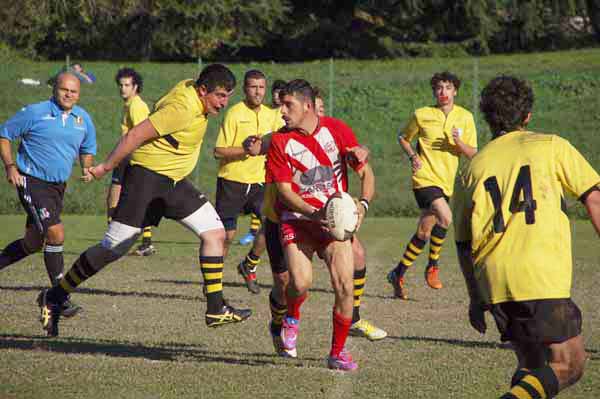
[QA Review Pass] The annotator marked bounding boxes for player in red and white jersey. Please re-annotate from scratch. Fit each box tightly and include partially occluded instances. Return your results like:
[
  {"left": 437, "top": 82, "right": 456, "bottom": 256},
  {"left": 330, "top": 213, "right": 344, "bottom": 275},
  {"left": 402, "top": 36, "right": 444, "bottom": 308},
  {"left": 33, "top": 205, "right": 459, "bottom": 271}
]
[{"left": 266, "top": 79, "right": 375, "bottom": 371}]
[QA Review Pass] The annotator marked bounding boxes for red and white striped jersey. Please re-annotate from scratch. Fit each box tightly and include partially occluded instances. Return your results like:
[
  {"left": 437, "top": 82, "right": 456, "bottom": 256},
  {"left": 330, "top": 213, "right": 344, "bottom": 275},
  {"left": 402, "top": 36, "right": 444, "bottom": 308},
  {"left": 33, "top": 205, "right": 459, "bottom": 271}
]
[{"left": 266, "top": 116, "right": 366, "bottom": 222}]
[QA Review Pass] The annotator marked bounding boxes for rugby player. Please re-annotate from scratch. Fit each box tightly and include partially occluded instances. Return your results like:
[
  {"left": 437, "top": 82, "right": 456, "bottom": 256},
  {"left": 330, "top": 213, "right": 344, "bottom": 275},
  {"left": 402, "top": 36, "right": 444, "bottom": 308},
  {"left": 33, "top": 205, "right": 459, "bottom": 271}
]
[
  {"left": 387, "top": 71, "right": 478, "bottom": 299},
  {"left": 455, "top": 75, "right": 600, "bottom": 398},
  {"left": 106, "top": 67, "right": 155, "bottom": 256},
  {"left": 38, "top": 64, "right": 251, "bottom": 337},
  {"left": 266, "top": 79, "right": 375, "bottom": 370},
  {"left": 214, "top": 70, "right": 284, "bottom": 294}
]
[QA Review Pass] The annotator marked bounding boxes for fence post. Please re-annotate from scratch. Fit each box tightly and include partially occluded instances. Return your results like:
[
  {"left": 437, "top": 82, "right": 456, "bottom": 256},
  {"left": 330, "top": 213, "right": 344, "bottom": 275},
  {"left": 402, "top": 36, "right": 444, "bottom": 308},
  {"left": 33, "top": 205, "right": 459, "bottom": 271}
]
[
  {"left": 472, "top": 57, "right": 479, "bottom": 127},
  {"left": 66, "top": 54, "right": 70, "bottom": 69},
  {"left": 329, "top": 57, "right": 334, "bottom": 117}
]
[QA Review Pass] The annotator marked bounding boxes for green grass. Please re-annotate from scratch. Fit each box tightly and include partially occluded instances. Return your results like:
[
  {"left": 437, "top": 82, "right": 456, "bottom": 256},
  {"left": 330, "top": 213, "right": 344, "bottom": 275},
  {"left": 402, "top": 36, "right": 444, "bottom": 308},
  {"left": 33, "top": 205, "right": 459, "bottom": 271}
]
[
  {"left": 1, "top": 49, "right": 599, "bottom": 216},
  {"left": 1, "top": 215, "right": 599, "bottom": 398}
]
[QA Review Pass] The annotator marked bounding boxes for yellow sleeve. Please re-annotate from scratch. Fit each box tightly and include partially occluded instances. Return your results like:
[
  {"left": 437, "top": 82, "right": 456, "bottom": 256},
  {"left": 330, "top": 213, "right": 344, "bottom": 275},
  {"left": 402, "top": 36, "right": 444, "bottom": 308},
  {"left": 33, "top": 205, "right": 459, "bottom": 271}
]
[
  {"left": 463, "top": 113, "right": 478, "bottom": 148},
  {"left": 148, "top": 101, "right": 194, "bottom": 137},
  {"left": 130, "top": 100, "right": 150, "bottom": 127},
  {"left": 215, "top": 109, "right": 237, "bottom": 147},
  {"left": 554, "top": 136, "right": 600, "bottom": 198},
  {"left": 402, "top": 112, "right": 420, "bottom": 142},
  {"left": 453, "top": 170, "right": 473, "bottom": 242},
  {"left": 272, "top": 111, "right": 285, "bottom": 132}
]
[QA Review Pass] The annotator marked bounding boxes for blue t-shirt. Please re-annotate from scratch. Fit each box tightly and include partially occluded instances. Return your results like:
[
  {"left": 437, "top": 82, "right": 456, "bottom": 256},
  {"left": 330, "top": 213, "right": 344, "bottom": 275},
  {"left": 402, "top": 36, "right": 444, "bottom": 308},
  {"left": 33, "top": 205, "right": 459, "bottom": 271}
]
[{"left": 0, "top": 99, "right": 97, "bottom": 183}]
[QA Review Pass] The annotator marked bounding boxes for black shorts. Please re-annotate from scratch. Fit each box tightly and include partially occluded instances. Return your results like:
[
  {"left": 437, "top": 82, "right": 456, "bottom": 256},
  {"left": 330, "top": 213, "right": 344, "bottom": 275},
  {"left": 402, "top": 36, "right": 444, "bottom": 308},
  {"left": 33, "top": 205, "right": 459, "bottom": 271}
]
[
  {"left": 490, "top": 298, "right": 582, "bottom": 344},
  {"left": 111, "top": 156, "right": 131, "bottom": 185},
  {"left": 413, "top": 186, "right": 449, "bottom": 209},
  {"left": 265, "top": 219, "right": 286, "bottom": 274},
  {"left": 215, "top": 177, "right": 264, "bottom": 230},
  {"left": 18, "top": 173, "right": 66, "bottom": 234},
  {"left": 113, "top": 165, "right": 208, "bottom": 228}
]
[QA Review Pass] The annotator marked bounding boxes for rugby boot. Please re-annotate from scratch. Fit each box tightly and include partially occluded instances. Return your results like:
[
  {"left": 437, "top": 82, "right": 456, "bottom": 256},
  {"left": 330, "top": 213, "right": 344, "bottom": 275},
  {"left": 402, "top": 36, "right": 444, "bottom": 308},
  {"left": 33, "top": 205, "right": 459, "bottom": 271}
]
[
  {"left": 349, "top": 319, "right": 387, "bottom": 341},
  {"left": 425, "top": 266, "right": 443, "bottom": 289},
  {"left": 38, "top": 289, "right": 61, "bottom": 337},
  {"left": 387, "top": 269, "right": 408, "bottom": 300},
  {"left": 205, "top": 304, "right": 252, "bottom": 327},
  {"left": 237, "top": 260, "right": 260, "bottom": 294}
]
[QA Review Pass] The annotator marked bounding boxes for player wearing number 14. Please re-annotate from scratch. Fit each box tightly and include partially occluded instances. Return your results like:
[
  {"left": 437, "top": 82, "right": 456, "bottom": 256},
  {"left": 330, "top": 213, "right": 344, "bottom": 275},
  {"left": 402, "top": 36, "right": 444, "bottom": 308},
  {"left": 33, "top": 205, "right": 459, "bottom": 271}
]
[{"left": 454, "top": 76, "right": 600, "bottom": 399}]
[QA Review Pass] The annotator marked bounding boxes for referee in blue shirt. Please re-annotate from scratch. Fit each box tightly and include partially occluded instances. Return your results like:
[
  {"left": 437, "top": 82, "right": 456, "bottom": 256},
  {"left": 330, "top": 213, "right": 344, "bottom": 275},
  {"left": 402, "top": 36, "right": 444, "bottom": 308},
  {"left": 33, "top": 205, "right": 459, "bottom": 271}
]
[{"left": 0, "top": 72, "right": 97, "bottom": 317}]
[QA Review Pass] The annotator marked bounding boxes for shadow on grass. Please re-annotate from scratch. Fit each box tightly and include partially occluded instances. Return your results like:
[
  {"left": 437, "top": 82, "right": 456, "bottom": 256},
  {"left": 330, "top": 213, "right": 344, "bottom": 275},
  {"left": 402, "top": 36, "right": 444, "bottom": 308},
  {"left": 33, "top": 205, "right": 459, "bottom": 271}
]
[
  {"left": 0, "top": 285, "right": 204, "bottom": 302},
  {"left": 148, "top": 278, "right": 391, "bottom": 300},
  {"left": 0, "top": 333, "right": 291, "bottom": 367}
]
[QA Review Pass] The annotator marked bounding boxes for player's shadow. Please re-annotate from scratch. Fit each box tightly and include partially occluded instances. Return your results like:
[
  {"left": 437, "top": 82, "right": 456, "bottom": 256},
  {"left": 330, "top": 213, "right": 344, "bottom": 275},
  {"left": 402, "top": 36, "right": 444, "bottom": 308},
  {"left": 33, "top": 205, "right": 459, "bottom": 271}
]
[
  {"left": 148, "top": 278, "right": 390, "bottom": 299},
  {"left": 0, "top": 333, "right": 295, "bottom": 367},
  {"left": 385, "top": 335, "right": 507, "bottom": 350},
  {"left": 0, "top": 285, "right": 204, "bottom": 302}
]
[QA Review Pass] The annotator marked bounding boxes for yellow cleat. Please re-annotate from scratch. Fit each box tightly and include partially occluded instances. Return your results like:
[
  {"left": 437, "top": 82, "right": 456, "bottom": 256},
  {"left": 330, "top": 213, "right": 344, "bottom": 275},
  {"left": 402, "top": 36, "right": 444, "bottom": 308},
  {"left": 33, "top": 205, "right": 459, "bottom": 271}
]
[{"left": 349, "top": 319, "right": 387, "bottom": 341}]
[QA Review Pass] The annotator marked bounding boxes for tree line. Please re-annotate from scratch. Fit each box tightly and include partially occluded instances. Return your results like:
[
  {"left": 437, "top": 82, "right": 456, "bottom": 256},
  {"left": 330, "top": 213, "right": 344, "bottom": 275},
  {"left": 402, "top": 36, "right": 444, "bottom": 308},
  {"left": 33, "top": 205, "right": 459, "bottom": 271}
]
[{"left": 1, "top": 0, "right": 599, "bottom": 61}]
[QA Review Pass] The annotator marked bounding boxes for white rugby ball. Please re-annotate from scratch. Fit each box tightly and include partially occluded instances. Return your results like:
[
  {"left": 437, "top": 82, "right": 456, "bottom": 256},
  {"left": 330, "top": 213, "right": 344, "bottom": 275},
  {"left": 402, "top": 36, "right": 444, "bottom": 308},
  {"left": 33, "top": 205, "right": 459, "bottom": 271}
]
[{"left": 325, "top": 192, "right": 359, "bottom": 241}]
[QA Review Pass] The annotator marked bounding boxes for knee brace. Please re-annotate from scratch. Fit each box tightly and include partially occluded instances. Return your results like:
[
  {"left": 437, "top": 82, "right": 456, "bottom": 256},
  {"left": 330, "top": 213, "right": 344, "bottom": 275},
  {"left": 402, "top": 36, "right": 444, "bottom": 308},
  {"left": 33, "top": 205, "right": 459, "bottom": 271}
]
[{"left": 101, "top": 221, "right": 142, "bottom": 257}]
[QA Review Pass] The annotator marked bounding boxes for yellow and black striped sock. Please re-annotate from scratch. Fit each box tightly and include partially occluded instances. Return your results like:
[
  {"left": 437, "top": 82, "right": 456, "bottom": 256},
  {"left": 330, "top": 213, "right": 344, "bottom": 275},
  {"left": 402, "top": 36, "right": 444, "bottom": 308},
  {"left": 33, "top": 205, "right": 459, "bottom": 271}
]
[
  {"left": 249, "top": 213, "right": 261, "bottom": 235},
  {"left": 395, "top": 235, "right": 426, "bottom": 277},
  {"left": 352, "top": 267, "right": 366, "bottom": 323},
  {"left": 500, "top": 366, "right": 559, "bottom": 399},
  {"left": 269, "top": 291, "right": 287, "bottom": 333},
  {"left": 142, "top": 226, "right": 152, "bottom": 245},
  {"left": 50, "top": 252, "right": 99, "bottom": 303},
  {"left": 201, "top": 256, "right": 224, "bottom": 313},
  {"left": 428, "top": 224, "right": 447, "bottom": 268},
  {"left": 244, "top": 250, "right": 260, "bottom": 271}
]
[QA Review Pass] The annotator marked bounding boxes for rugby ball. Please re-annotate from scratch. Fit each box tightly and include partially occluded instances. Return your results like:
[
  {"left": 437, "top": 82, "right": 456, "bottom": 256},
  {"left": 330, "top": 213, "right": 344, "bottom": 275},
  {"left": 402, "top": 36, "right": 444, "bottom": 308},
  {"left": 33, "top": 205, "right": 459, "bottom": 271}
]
[{"left": 325, "top": 192, "right": 359, "bottom": 241}]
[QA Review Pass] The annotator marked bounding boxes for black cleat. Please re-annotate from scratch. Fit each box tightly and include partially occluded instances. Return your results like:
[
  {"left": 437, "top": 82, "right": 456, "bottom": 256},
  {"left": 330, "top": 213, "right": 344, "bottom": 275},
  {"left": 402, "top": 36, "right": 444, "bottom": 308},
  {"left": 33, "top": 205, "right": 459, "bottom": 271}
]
[
  {"left": 37, "top": 292, "right": 82, "bottom": 318},
  {"left": 205, "top": 304, "right": 252, "bottom": 327},
  {"left": 237, "top": 261, "right": 260, "bottom": 294},
  {"left": 38, "top": 289, "right": 61, "bottom": 337}
]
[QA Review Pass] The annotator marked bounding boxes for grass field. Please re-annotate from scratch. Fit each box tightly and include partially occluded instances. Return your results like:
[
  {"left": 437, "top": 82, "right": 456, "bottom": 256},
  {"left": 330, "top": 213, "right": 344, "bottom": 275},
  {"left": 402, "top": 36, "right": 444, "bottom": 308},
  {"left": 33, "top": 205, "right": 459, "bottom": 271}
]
[
  {"left": 1, "top": 215, "right": 598, "bottom": 398},
  {"left": 0, "top": 49, "right": 599, "bottom": 216}
]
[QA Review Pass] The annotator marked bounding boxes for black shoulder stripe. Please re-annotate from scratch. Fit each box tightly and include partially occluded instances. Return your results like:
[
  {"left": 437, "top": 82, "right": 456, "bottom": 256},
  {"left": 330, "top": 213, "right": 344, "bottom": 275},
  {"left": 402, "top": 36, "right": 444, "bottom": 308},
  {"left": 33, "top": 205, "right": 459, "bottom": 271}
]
[
  {"left": 578, "top": 184, "right": 600, "bottom": 204},
  {"left": 163, "top": 134, "right": 180, "bottom": 150}
]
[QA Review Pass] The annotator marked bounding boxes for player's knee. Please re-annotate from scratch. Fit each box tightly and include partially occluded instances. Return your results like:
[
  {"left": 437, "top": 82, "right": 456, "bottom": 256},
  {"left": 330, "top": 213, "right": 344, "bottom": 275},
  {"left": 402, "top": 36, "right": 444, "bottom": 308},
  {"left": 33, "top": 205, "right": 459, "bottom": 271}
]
[
  {"left": 202, "top": 228, "right": 226, "bottom": 246},
  {"left": 101, "top": 221, "right": 141, "bottom": 257},
  {"left": 439, "top": 213, "right": 452, "bottom": 228},
  {"left": 565, "top": 349, "right": 587, "bottom": 386},
  {"left": 46, "top": 225, "right": 65, "bottom": 244},
  {"left": 331, "top": 275, "right": 354, "bottom": 298},
  {"left": 416, "top": 227, "right": 431, "bottom": 241}
]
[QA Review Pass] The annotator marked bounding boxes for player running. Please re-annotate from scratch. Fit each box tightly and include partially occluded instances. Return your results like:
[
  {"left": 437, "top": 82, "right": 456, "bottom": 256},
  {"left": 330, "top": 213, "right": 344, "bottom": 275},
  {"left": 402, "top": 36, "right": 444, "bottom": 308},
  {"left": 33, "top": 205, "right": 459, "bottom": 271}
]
[
  {"left": 266, "top": 79, "right": 375, "bottom": 370},
  {"left": 455, "top": 75, "right": 600, "bottom": 398},
  {"left": 387, "top": 71, "right": 477, "bottom": 299},
  {"left": 37, "top": 64, "right": 252, "bottom": 337}
]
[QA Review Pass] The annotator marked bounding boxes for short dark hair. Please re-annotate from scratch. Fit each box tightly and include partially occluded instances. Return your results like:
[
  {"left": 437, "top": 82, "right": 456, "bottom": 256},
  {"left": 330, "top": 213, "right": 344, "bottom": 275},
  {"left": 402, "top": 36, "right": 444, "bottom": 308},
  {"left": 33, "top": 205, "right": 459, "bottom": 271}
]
[
  {"left": 196, "top": 64, "right": 236, "bottom": 93},
  {"left": 279, "top": 79, "right": 315, "bottom": 107},
  {"left": 115, "top": 67, "right": 144, "bottom": 93},
  {"left": 312, "top": 86, "right": 324, "bottom": 101},
  {"left": 431, "top": 71, "right": 461, "bottom": 91},
  {"left": 480, "top": 75, "right": 534, "bottom": 138},
  {"left": 271, "top": 79, "right": 286, "bottom": 93},
  {"left": 244, "top": 69, "right": 266, "bottom": 86}
]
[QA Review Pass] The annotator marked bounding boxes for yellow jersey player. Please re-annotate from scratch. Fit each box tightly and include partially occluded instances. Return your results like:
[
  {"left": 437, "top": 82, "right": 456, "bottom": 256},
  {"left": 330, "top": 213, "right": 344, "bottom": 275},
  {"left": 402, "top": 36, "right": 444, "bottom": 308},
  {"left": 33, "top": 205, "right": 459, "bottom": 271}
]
[
  {"left": 106, "top": 67, "right": 155, "bottom": 256},
  {"left": 387, "top": 71, "right": 478, "bottom": 299},
  {"left": 214, "top": 69, "right": 284, "bottom": 294},
  {"left": 454, "top": 75, "right": 600, "bottom": 399},
  {"left": 38, "top": 64, "right": 252, "bottom": 337}
]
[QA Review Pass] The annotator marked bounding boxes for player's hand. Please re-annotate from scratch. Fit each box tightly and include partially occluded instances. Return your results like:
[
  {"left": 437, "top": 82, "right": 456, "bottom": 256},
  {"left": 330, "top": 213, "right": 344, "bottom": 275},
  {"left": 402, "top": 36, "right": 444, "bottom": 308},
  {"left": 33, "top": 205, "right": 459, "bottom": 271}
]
[
  {"left": 80, "top": 167, "right": 94, "bottom": 183},
  {"left": 308, "top": 206, "right": 327, "bottom": 226},
  {"left": 5, "top": 164, "right": 24, "bottom": 187},
  {"left": 354, "top": 198, "right": 367, "bottom": 231},
  {"left": 468, "top": 302, "right": 487, "bottom": 334},
  {"left": 243, "top": 135, "right": 262, "bottom": 156},
  {"left": 88, "top": 163, "right": 109, "bottom": 180},
  {"left": 452, "top": 127, "right": 464, "bottom": 146},
  {"left": 346, "top": 145, "right": 370, "bottom": 164},
  {"left": 410, "top": 155, "right": 422, "bottom": 174}
]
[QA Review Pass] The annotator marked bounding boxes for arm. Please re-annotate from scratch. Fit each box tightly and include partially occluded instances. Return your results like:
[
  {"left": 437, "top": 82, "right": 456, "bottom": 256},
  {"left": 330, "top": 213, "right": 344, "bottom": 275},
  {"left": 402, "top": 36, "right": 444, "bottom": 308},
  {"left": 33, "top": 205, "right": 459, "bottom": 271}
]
[
  {"left": 79, "top": 154, "right": 94, "bottom": 182},
  {"left": 354, "top": 163, "right": 375, "bottom": 229},
  {"left": 275, "top": 182, "right": 321, "bottom": 220},
  {"left": 399, "top": 136, "right": 422, "bottom": 173},
  {"left": 452, "top": 130, "right": 478, "bottom": 159},
  {"left": 456, "top": 240, "right": 487, "bottom": 334},
  {"left": 584, "top": 189, "right": 600, "bottom": 236},
  {"left": 89, "top": 119, "right": 158, "bottom": 179},
  {"left": 0, "top": 137, "right": 23, "bottom": 186}
]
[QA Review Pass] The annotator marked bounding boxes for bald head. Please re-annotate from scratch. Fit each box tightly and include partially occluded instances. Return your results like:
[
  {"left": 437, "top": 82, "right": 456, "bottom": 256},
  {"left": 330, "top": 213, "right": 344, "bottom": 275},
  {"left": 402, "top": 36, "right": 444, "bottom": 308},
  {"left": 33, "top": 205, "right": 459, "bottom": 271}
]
[{"left": 53, "top": 72, "right": 81, "bottom": 112}]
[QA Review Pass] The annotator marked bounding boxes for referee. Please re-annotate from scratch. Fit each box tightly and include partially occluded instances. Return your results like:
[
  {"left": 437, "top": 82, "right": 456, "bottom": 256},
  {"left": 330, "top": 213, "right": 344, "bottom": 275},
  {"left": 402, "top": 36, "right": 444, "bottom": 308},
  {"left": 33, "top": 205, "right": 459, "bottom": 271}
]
[{"left": 0, "top": 72, "right": 97, "bottom": 317}]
